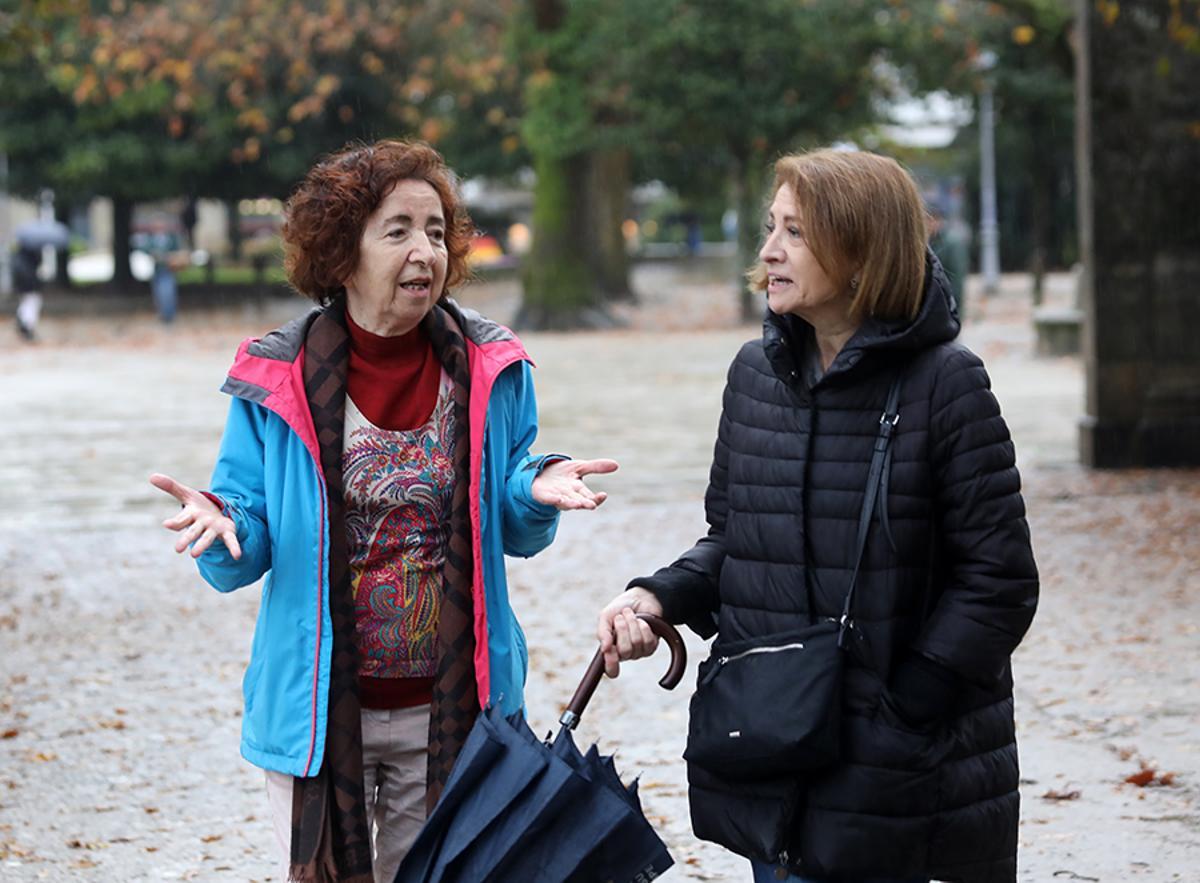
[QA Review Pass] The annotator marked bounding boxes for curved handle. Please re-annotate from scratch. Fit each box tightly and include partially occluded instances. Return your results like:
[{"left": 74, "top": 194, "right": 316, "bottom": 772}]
[{"left": 560, "top": 613, "right": 688, "bottom": 730}]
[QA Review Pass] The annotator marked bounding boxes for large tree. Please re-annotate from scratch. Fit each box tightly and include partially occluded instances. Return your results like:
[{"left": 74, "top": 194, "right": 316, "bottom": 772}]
[
  {"left": 512, "top": 0, "right": 648, "bottom": 328},
  {"left": 2, "top": 0, "right": 487, "bottom": 283},
  {"left": 512, "top": 0, "right": 899, "bottom": 327}
]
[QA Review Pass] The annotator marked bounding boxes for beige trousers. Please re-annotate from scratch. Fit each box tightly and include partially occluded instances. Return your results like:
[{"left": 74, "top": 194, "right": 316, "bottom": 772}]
[{"left": 266, "top": 705, "right": 430, "bottom": 883}]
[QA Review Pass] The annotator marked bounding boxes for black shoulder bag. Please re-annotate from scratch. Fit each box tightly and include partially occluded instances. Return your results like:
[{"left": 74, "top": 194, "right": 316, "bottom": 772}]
[{"left": 683, "top": 374, "right": 903, "bottom": 780}]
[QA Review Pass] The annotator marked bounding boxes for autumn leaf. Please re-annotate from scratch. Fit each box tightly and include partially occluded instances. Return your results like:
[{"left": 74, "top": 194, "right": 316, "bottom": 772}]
[
  {"left": 67, "top": 839, "right": 106, "bottom": 850},
  {"left": 1124, "top": 764, "right": 1176, "bottom": 787},
  {"left": 1124, "top": 768, "right": 1156, "bottom": 787}
]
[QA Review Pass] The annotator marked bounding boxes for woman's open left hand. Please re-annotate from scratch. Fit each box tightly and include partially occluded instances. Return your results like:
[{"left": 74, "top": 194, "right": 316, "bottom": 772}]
[
  {"left": 149, "top": 472, "right": 241, "bottom": 559},
  {"left": 531, "top": 458, "right": 619, "bottom": 511}
]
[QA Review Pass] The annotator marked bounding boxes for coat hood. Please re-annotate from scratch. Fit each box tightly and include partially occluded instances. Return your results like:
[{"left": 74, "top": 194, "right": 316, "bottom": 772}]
[{"left": 763, "top": 248, "right": 960, "bottom": 386}]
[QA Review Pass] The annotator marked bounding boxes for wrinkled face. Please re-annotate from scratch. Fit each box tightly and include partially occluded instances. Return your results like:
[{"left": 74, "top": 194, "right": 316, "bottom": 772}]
[
  {"left": 344, "top": 179, "right": 448, "bottom": 336},
  {"left": 759, "top": 185, "right": 849, "bottom": 324}
]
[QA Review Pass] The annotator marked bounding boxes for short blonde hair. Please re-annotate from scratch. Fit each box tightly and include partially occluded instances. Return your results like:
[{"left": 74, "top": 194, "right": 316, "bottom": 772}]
[{"left": 748, "top": 149, "right": 928, "bottom": 322}]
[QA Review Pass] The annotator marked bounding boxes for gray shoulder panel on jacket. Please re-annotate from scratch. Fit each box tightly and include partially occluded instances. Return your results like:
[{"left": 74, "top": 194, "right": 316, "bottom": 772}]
[
  {"left": 444, "top": 298, "right": 515, "bottom": 346},
  {"left": 220, "top": 376, "right": 271, "bottom": 404},
  {"left": 246, "top": 308, "right": 321, "bottom": 361}
]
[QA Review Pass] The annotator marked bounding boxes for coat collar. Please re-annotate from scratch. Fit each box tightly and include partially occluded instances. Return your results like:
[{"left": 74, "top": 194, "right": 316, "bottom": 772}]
[
  {"left": 763, "top": 248, "right": 960, "bottom": 390},
  {"left": 220, "top": 298, "right": 533, "bottom": 462}
]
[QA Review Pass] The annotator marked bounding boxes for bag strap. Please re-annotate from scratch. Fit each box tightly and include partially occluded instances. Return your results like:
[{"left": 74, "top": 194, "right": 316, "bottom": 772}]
[{"left": 837, "top": 373, "right": 903, "bottom": 648}]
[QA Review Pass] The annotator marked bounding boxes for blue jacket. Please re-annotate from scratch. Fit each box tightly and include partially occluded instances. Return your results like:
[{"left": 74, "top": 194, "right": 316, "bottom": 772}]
[{"left": 196, "top": 304, "right": 561, "bottom": 777}]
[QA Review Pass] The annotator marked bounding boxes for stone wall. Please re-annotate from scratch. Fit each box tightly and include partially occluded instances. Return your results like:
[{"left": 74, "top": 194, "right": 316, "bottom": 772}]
[{"left": 1076, "top": 0, "right": 1200, "bottom": 466}]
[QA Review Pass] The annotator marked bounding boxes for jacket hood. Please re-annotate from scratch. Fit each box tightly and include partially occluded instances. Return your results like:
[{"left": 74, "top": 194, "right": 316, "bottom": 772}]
[{"left": 763, "top": 248, "right": 960, "bottom": 384}]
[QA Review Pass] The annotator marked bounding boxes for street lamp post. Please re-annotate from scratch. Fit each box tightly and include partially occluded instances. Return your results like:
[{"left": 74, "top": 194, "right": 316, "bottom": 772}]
[
  {"left": 976, "top": 51, "right": 1001, "bottom": 296},
  {"left": 0, "top": 153, "right": 11, "bottom": 296}
]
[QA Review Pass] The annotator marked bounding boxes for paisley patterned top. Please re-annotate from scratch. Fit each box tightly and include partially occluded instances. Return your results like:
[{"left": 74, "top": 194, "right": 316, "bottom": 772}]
[{"left": 342, "top": 370, "right": 455, "bottom": 679}]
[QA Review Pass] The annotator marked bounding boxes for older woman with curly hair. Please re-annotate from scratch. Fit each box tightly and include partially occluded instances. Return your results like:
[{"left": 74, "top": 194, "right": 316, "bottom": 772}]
[{"left": 151, "top": 140, "right": 616, "bottom": 883}]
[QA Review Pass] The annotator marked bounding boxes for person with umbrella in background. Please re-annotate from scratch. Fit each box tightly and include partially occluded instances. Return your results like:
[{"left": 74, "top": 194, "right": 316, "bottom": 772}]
[
  {"left": 150, "top": 139, "right": 619, "bottom": 883},
  {"left": 11, "top": 217, "right": 70, "bottom": 342},
  {"left": 599, "top": 149, "right": 1037, "bottom": 882},
  {"left": 11, "top": 243, "right": 43, "bottom": 341}
]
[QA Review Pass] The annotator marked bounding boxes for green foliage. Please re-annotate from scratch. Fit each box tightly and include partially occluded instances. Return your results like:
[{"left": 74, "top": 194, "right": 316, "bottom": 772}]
[
  {"left": 0, "top": 0, "right": 523, "bottom": 204},
  {"left": 930, "top": 0, "right": 1077, "bottom": 270}
]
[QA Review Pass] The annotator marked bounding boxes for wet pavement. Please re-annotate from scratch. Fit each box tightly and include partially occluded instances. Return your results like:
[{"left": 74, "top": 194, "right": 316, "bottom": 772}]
[{"left": 0, "top": 266, "right": 1197, "bottom": 881}]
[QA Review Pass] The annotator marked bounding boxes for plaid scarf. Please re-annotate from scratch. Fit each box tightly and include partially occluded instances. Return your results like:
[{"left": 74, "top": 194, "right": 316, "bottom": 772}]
[{"left": 290, "top": 302, "right": 478, "bottom": 882}]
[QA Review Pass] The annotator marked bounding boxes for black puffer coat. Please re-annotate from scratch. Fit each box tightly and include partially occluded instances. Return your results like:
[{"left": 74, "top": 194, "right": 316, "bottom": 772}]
[{"left": 635, "top": 255, "right": 1038, "bottom": 883}]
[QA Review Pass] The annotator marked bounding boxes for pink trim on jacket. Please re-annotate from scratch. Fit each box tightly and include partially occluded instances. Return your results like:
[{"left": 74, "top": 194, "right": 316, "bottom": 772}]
[{"left": 464, "top": 335, "right": 531, "bottom": 707}]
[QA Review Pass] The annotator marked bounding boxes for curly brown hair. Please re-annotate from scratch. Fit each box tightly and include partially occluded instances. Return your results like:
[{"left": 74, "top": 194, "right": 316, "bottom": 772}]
[{"left": 282, "top": 140, "right": 475, "bottom": 305}]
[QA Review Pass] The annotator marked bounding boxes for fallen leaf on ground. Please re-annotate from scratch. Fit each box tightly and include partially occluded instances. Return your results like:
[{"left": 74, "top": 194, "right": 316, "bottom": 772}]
[
  {"left": 201, "top": 834, "right": 222, "bottom": 843},
  {"left": 1124, "top": 765, "right": 1177, "bottom": 787},
  {"left": 1042, "top": 788, "right": 1082, "bottom": 801},
  {"left": 1125, "top": 768, "right": 1155, "bottom": 786},
  {"left": 1, "top": 729, "right": 17, "bottom": 739}
]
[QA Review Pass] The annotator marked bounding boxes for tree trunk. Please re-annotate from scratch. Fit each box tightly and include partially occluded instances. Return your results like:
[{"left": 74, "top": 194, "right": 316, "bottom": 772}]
[
  {"left": 734, "top": 158, "right": 766, "bottom": 323},
  {"left": 226, "top": 198, "right": 243, "bottom": 262},
  {"left": 112, "top": 196, "right": 134, "bottom": 288},
  {"left": 54, "top": 201, "right": 73, "bottom": 288},
  {"left": 585, "top": 147, "right": 634, "bottom": 302},
  {"left": 518, "top": 151, "right": 607, "bottom": 329}
]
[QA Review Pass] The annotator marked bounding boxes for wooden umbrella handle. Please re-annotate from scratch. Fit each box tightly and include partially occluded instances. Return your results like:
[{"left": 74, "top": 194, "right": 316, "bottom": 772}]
[{"left": 560, "top": 614, "right": 687, "bottom": 730}]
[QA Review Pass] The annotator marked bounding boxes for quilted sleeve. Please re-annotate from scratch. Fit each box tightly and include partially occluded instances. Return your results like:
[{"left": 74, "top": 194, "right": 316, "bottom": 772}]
[{"left": 912, "top": 347, "right": 1039, "bottom": 686}]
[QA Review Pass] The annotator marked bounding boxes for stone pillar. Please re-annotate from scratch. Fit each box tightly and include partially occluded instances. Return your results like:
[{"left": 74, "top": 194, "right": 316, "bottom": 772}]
[{"left": 1076, "top": 0, "right": 1200, "bottom": 467}]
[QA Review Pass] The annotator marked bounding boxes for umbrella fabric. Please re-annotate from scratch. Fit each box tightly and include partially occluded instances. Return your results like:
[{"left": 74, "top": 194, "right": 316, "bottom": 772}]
[
  {"left": 395, "top": 709, "right": 512, "bottom": 882},
  {"left": 499, "top": 729, "right": 673, "bottom": 883},
  {"left": 14, "top": 219, "right": 70, "bottom": 249},
  {"left": 393, "top": 706, "right": 672, "bottom": 883},
  {"left": 564, "top": 746, "right": 674, "bottom": 883},
  {"left": 442, "top": 717, "right": 623, "bottom": 882}
]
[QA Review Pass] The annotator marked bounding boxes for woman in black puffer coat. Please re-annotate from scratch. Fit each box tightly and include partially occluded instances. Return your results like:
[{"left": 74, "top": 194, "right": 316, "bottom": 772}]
[{"left": 598, "top": 149, "right": 1038, "bottom": 883}]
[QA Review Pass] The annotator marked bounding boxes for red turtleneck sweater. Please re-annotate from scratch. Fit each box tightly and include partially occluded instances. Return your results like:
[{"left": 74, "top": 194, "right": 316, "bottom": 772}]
[{"left": 346, "top": 311, "right": 442, "bottom": 430}]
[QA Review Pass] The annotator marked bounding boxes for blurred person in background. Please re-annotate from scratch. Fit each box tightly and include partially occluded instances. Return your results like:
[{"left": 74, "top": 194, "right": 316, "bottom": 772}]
[
  {"left": 12, "top": 243, "right": 44, "bottom": 342},
  {"left": 928, "top": 198, "right": 970, "bottom": 319},
  {"left": 150, "top": 139, "right": 617, "bottom": 883},
  {"left": 143, "top": 222, "right": 185, "bottom": 324},
  {"left": 599, "top": 149, "right": 1037, "bottom": 883}
]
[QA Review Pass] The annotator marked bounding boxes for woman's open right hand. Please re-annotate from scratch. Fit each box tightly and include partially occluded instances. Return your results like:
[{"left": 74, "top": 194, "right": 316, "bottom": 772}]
[
  {"left": 597, "top": 587, "right": 665, "bottom": 679},
  {"left": 149, "top": 473, "right": 241, "bottom": 560}
]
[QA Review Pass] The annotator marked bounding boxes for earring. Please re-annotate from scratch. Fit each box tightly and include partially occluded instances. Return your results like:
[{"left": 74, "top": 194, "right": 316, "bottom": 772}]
[{"left": 849, "top": 277, "right": 860, "bottom": 290}]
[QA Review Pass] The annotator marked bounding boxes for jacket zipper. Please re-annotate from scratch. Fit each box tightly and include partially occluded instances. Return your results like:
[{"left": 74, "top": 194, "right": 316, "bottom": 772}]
[
  {"left": 718, "top": 641, "right": 806, "bottom": 665},
  {"left": 702, "top": 642, "right": 806, "bottom": 686}
]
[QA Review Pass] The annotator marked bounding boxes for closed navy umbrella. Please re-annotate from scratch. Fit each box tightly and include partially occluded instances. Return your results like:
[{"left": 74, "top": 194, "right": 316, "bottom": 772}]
[{"left": 394, "top": 614, "right": 686, "bottom": 883}]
